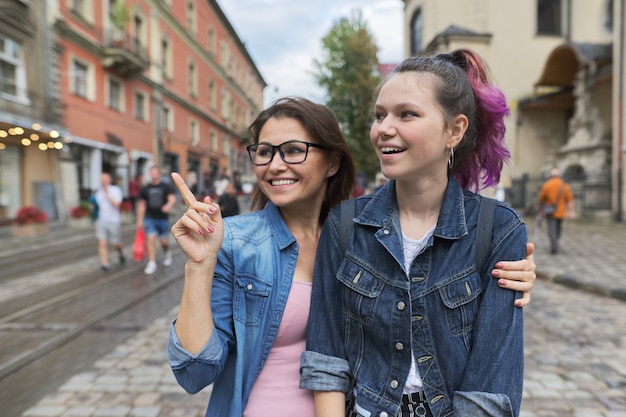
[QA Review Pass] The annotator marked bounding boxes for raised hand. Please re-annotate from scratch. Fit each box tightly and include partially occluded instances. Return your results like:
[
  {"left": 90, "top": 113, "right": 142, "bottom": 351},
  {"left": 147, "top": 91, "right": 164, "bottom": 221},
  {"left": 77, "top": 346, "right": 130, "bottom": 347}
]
[{"left": 170, "top": 172, "right": 224, "bottom": 264}]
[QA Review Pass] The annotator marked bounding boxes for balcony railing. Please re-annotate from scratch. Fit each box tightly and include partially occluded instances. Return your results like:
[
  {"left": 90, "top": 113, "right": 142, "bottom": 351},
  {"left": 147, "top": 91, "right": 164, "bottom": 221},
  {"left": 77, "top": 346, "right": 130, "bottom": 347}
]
[{"left": 101, "top": 28, "right": 149, "bottom": 78}]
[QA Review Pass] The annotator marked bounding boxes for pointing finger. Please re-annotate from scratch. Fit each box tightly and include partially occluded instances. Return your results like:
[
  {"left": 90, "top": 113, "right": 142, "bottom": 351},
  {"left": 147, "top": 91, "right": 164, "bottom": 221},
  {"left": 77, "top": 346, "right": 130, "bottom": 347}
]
[{"left": 171, "top": 172, "right": 196, "bottom": 207}]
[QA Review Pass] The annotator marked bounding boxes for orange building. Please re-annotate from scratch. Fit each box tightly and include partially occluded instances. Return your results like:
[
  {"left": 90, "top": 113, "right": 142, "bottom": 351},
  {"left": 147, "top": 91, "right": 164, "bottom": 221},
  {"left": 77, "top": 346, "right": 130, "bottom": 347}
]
[
  {"left": 52, "top": 0, "right": 265, "bottom": 206},
  {"left": 0, "top": 0, "right": 264, "bottom": 226}
]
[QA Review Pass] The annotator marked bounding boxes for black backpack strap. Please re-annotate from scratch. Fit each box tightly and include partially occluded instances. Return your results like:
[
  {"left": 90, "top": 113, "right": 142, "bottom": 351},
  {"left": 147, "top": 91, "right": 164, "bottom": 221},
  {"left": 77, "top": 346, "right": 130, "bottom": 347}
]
[
  {"left": 339, "top": 198, "right": 355, "bottom": 253},
  {"left": 475, "top": 197, "right": 496, "bottom": 274}
]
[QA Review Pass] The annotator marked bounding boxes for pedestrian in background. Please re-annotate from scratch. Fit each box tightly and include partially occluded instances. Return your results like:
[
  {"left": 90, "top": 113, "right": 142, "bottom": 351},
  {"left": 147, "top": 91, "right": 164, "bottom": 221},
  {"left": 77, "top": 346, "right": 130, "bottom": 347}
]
[
  {"left": 94, "top": 172, "right": 125, "bottom": 272},
  {"left": 165, "top": 97, "right": 536, "bottom": 417},
  {"left": 217, "top": 182, "right": 240, "bottom": 217},
  {"left": 302, "top": 49, "right": 528, "bottom": 417},
  {"left": 136, "top": 166, "right": 176, "bottom": 275},
  {"left": 538, "top": 167, "right": 575, "bottom": 254},
  {"left": 128, "top": 173, "right": 143, "bottom": 217}
]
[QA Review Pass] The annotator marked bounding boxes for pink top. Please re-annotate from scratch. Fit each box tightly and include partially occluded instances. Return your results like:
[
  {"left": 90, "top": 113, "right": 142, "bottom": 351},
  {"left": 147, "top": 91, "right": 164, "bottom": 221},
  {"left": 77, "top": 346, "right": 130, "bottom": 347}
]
[{"left": 244, "top": 281, "right": 314, "bottom": 417}]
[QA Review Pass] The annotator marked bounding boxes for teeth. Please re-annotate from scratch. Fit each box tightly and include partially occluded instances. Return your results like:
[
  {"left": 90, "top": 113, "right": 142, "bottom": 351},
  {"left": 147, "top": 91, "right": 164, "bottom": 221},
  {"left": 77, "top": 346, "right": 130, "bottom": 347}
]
[
  {"left": 381, "top": 146, "right": 403, "bottom": 153},
  {"left": 271, "top": 179, "right": 296, "bottom": 186}
]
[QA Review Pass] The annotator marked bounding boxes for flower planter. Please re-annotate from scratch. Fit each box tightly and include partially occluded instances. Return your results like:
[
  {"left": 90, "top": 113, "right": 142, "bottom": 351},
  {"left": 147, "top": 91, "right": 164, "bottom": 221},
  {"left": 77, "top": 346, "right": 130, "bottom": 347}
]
[
  {"left": 69, "top": 217, "right": 93, "bottom": 229},
  {"left": 11, "top": 223, "right": 50, "bottom": 238}
]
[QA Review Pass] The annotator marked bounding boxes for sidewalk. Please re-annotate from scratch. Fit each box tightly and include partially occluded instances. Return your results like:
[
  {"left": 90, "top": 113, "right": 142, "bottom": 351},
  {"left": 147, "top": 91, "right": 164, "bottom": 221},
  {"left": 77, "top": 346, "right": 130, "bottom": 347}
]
[
  {"left": 528, "top": 217, "right": 626, "bottom": 302},
  {"left": 11, "top": 217, "right": 626, "bottom": 416}
]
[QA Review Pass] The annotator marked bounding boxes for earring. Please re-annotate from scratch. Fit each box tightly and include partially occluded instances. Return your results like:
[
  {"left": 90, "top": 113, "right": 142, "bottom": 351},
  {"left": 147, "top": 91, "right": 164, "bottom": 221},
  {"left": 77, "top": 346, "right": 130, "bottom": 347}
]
[{"left": 448, "top": 147, "right": 455, "bottom": 169}]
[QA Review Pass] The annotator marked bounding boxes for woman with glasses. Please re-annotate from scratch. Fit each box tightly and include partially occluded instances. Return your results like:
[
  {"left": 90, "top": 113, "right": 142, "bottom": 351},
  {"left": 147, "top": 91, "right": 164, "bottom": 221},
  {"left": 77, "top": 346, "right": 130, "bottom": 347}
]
[{"left": 165, "top": 97, "right": 536, "bottom": 417}]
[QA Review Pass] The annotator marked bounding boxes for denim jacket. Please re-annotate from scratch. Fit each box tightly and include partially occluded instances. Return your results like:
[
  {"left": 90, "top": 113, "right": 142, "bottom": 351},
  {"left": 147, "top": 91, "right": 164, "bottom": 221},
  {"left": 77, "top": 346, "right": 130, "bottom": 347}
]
[
  {"left": 301, "top": 177, "right": 526, "bottom": 417},
  {"left": 167, "top": 202, "right": 299, "bottom": 417}
]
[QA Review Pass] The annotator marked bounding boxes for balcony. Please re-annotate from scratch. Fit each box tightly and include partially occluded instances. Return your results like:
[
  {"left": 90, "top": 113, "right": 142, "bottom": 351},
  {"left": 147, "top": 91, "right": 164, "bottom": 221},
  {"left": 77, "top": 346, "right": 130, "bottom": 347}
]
[{"left": 101, "top": 29, "right": 149, "bottom": 78}]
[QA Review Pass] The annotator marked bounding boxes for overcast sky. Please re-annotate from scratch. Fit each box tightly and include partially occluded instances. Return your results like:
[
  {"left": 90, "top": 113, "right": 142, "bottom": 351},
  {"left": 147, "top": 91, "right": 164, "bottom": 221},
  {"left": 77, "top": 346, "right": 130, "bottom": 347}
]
[{"left": 216, "top": 0, "right": 404, "bottom": 105}]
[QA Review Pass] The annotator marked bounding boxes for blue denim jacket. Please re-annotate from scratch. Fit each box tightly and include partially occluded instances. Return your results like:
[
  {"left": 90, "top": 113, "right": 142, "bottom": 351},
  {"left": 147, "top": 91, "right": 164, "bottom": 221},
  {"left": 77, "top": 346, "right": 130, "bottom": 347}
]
[
  {"left": 167, "top": 202, "right": 299, "bottom": 417},
  {"left": 301, "top": 177, "right": 526, "bottom": 417}
]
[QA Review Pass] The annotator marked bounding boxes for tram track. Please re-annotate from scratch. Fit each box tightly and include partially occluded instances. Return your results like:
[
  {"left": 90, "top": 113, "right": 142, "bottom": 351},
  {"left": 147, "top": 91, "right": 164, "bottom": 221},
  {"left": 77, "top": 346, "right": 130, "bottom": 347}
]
[
  {"left": 0, "top": 226, "right": 137, "bottom": 281},
  {"left": 0, "top": 246, "right": 183, "bottom": 382}
]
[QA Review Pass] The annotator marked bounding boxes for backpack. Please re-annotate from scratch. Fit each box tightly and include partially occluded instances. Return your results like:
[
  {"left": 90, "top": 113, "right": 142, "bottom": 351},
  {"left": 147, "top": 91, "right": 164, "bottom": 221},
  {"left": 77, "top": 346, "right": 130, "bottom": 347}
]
[{"left": 338, "top": 197, "right": 496, "bottom": 275}]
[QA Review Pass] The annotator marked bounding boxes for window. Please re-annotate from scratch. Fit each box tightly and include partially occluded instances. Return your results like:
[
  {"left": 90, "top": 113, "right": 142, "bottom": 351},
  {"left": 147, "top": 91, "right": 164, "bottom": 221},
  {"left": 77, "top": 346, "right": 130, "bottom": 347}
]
[
  {"left": 410, "top": 9, "right": 423, "bottom": 55},
  {"left": 71, "top": 59, "right": 89, "bottom": 98},
  {"left": 161, "top": 104, "right": 173, "bottom": 131},
  {"left": 188, "top": 60, "right": 197, "bottom": 97},
  {"left": 605, "top": 0, "right": 614, "bottom": 31},
  {"left": 222, "top": 136, "right": 230, "bottom": 156},
  {"left": 210, "top": 130, "right": 217, "bottom": 151},
  {"left": 189, "top": 119, "right": 199, "bottom": 146},
  {"left": 71, "top": 0, "right": 93, "bottom": 22},
  {"left": 161, "top": 36, "right": 171, "bottom": 78},
  {"left": 108, "top": 77, "right": 123, "bottom": 111},
  {"left": 209, "top": 79, "right": 216, "bottom": 110},
  {"left": 133, "top": 13, "right": 145, "bottom": 48},
  {"left": 220, "top": 41, "right": 228, "bottom": 68},
  {"left": 221, "top": 88, "right": 231, "bottom": 120},
  {"left": 134, "top": 91, "right": 146, "bottom": 120},
  {"left": 187, "top": 0, "right": 196, "bottom": 34},
  {"left": 208, "top": 28, "right": 216, "bottom": 56},
  {"left": 0, "top": 35, "right": 27, "bottom": 103},
  {"left": 537, "top": 0, "right": 563, "bottom": 35}
]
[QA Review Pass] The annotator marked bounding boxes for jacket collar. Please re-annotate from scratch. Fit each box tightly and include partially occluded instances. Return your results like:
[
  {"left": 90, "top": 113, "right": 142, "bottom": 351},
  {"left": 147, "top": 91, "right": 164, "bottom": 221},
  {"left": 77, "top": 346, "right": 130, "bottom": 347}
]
[
  {"left": 356, "top": 176, "right": 468, "bottom": 241},
  {"left": 264, "top": 202, "right": 297, "bottom": 250}
]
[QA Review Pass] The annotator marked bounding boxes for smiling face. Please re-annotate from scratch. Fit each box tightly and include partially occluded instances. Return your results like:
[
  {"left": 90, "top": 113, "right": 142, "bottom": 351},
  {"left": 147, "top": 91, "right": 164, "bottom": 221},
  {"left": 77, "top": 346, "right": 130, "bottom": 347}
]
[
  {"left": 370, "top": 72, "right": 466, "bottom": 185},
  {"left": 254, "top": 116, "right": 335, "bottom": 212}
]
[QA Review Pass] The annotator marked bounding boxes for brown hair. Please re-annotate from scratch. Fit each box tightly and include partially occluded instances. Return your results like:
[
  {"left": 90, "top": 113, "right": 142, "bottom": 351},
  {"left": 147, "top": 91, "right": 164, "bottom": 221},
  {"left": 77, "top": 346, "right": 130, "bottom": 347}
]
[{"left": 248, "top": 96, "right": 356, "bottom": 223}]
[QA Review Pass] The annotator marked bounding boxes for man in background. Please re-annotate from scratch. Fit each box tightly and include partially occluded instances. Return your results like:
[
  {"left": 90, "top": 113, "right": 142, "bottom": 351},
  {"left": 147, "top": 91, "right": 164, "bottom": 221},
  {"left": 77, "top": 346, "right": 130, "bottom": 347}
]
[
  {"left": 137, "top": 166, "right": 176, "bottom": 275},
  {"left": 538, "top": 168, "right": 575, "bottom": 254},
  {"left": 218, "top": 182, "right": 240, "bottom": 217},
  {"left": 94, "top": 172, "right": 125, "bottom": 271}
]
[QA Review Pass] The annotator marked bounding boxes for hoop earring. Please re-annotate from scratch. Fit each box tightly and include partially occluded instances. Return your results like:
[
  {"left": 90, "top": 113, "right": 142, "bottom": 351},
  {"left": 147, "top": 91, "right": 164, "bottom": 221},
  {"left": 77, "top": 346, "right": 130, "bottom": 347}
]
[{"left": 448, "top": 147, "right": 455, "bottom": 169}]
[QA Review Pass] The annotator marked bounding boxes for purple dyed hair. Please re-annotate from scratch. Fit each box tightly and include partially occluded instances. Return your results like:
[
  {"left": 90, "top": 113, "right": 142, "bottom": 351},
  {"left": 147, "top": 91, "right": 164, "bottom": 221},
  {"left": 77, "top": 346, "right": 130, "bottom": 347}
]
[{"left": 389, "top": 49, "right": 510, "bottom": 191}]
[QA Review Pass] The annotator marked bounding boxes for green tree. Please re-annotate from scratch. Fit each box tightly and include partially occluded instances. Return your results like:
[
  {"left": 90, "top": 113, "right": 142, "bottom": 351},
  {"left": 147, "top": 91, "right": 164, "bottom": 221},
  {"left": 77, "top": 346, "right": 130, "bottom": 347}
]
[{"left": 315, "top": 10, "right": 381, "bottom": 182}]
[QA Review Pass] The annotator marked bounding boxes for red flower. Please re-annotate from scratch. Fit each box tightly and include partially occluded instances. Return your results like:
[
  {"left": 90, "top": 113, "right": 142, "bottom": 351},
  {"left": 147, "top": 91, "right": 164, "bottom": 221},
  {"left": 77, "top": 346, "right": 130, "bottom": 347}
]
[{"left": 14, "top": 205, "right": 49, "bottom": 225}]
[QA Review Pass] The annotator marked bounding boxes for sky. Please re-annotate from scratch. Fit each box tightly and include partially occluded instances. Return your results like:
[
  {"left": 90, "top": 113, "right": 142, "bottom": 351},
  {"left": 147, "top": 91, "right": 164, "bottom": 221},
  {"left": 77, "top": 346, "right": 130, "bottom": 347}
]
[{"left": 216, "top": 0, "right": 404, "bottom": 105}]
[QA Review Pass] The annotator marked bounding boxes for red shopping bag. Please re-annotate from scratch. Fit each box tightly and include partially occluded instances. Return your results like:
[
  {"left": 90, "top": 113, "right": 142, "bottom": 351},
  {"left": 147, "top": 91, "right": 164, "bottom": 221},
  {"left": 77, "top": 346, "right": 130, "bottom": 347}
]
[{"left": 132, "top": 228, "right": 146, "bottom": 262}]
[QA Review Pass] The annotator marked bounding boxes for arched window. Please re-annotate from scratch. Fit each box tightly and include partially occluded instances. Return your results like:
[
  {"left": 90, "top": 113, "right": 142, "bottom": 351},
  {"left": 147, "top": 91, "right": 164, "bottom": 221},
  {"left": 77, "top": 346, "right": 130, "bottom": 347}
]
[{"left": 410, "top": 8, "right": 423, "bottom": 55}]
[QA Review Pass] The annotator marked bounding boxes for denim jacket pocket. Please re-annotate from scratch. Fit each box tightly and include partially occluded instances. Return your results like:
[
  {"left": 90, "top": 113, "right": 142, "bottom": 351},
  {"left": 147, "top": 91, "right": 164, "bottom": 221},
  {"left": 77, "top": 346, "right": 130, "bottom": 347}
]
[
  {"left": 438, "top": 272, "right": 482, "bottom": 337},
  {"left": 337, "top": 260, "right": 384, "bottom": 324},
  {"left": 234, "top": 274, "right": 272, "bottom": 325}
]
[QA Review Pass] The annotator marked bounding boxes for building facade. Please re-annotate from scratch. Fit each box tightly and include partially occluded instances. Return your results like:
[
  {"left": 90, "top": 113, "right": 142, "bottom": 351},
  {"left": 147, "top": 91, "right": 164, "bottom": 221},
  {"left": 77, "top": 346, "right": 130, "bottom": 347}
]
[
  {"left": 0, "top": 0, "right": 265, "bottom": 225},
  {"left": 402, "top": 0, "right": 625, "bottom": 222},
  {"left": 0, "top": 0, "right": 66, "bottom": 225}
]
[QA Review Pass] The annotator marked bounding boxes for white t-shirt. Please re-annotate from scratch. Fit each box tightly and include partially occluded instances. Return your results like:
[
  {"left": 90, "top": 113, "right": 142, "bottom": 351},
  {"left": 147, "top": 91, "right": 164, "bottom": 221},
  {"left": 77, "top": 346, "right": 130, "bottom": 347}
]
[
  {"left": 402, "top": 225, "right": 435, "bottom": 393},
  {"left": 95, "top": 185, "right": 123, "bottom": 224}
]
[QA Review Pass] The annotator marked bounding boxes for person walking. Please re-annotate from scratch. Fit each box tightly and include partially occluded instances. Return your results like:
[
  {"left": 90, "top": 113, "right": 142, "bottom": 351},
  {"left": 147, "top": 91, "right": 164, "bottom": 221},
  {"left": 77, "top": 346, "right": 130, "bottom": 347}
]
[
  {"left": 301, "top": 49, "right": 529, "bottom": 417},
  {"left": 94, "top": 172, "right": 125, "bottom": 271},
  {"left": 136, "top": 166, "right": 176, "bottom": 275},
  {"left": 128, "top": 173, "right": 143, "bottom": 217},
  {"left": 165, "top": 97, "right": 537, "bottom": 417},
  {"left": 538, "top": 167, "right": 575, "bottom": 254},
  {"left": 217, "top": 182, "right": 240, "bottom": 217}
]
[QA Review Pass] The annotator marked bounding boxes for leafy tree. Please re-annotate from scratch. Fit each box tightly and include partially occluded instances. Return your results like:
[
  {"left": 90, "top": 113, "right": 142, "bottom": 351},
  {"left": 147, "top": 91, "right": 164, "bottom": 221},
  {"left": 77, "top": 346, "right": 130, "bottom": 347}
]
[{"left": 315, "top": 10, "right": 381, "bottom": 181}]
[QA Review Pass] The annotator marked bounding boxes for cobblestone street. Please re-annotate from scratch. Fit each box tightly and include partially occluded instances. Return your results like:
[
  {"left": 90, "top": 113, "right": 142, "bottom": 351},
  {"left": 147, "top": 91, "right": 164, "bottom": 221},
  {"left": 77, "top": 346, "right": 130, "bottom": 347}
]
[{"left": 5, "top": 217, "right": 626, "bottom": 417}]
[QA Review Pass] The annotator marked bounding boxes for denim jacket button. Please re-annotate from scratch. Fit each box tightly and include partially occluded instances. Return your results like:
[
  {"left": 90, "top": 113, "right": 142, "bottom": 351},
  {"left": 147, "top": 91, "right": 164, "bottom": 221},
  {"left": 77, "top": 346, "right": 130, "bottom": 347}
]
[
  {"left": 390, "top": 379, "right": 399, "bottom": 388},
  {"left": 383, "top": 229, "right": 390, "bottom": 235},
  {"left": 395, "top": 342, "right": 404, "bottom": 350},
  {"left": 397, "top": 301, "right": 406, "bottom": 310},
  {"left": 380, "top": 413, "right": 389, "bottom": 417},
  {"left": 247, "top": 284, "right": 253, "bottom": 290}
]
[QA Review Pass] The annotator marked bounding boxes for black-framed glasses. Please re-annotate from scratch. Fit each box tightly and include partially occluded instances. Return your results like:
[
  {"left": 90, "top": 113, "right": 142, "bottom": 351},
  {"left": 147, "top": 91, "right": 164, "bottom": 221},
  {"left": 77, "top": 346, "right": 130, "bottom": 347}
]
[{"left": 246, "top": 140, "right": 328, "bottom": 166}]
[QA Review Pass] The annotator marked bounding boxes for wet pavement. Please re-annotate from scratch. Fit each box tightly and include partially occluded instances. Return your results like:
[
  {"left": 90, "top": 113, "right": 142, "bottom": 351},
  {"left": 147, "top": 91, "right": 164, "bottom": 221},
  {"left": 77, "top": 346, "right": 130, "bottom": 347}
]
[{"left": 1, "top": 213, "right": 625, "bottom": 417}]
